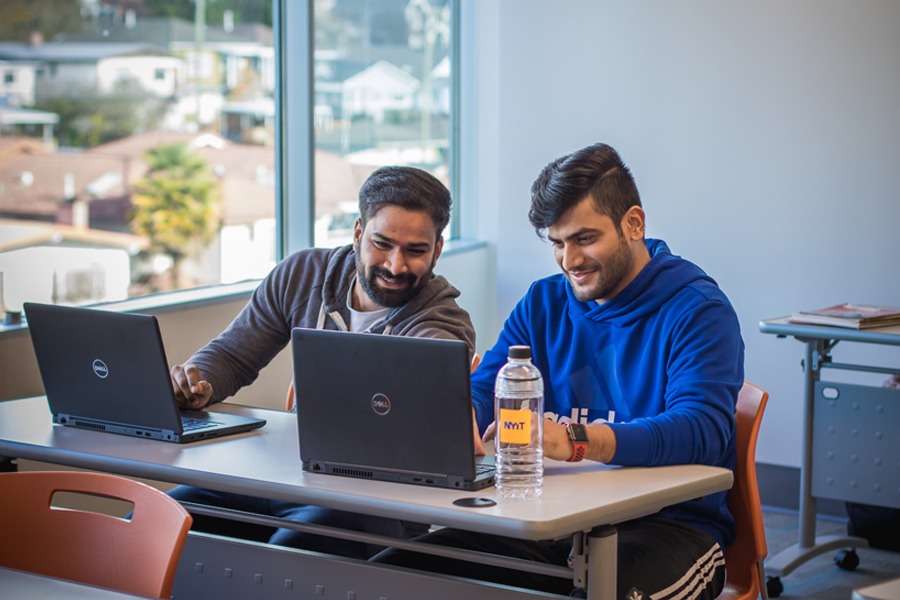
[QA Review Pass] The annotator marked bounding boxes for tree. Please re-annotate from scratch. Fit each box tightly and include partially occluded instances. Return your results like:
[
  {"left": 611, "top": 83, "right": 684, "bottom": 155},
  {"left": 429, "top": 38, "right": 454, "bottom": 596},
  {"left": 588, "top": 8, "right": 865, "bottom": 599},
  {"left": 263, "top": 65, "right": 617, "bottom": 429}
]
[
  {"left": 34, "top": 79, "right": 170, "bottom": 148},
  {"left": 130, "top": 142, "right": 220, "bottom": 289}
]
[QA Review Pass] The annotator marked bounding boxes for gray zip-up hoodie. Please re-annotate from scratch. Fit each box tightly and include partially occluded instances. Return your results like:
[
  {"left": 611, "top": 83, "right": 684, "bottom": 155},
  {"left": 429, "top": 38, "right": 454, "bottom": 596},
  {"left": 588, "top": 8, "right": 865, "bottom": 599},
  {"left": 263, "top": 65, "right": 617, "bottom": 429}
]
[{"left": 191, "top": 244, "right": 476, "bottom": 405}]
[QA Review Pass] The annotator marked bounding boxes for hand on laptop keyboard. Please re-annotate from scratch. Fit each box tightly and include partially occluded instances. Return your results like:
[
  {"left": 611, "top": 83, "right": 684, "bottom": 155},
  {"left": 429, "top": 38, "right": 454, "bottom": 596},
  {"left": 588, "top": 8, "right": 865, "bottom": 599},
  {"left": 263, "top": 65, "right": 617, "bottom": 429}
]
[
  {"left": 171, "top": 362, "right": 213, "bottom": 409},
  {"left": 473, "top": 406, "right": 486, "bottom": 456}
]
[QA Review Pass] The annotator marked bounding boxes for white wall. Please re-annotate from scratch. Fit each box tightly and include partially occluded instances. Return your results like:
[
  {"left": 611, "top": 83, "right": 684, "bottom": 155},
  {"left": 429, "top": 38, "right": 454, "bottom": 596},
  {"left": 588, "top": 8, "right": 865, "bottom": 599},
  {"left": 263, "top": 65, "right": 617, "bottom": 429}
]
[
  {"left": 98, "top": 55, "right": 184, "bottom": 96},
  {"left": 460, "top": 0, "right": 900, "bottom": 468}
]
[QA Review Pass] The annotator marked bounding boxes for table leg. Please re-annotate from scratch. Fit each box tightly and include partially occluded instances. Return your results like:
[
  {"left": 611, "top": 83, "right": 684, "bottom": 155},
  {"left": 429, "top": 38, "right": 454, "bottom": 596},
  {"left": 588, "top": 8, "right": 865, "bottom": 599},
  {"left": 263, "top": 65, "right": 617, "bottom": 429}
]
[
  {"left": 587, "top": 525, "right": 617, "bottom": 600},
  {"left": 765, "top": 340, "right": 868, "bottom": 582},
  {"left": 800, "top": 340, "right": 819, "bottom": 548}
]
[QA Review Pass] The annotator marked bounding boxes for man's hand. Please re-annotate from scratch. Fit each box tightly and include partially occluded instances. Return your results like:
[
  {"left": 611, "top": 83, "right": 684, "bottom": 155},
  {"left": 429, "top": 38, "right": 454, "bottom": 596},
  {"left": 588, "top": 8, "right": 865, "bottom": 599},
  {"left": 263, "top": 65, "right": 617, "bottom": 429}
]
[
  {"left": 543, "top": 419, "right": 575, "bottom": 461},
  {"left": 472, "top": 407, "right": 486, "bottom": 455},
  {"left": 482, "top": 420, "right": 497, "bottom": 446},
  {"left": 483, "top": 418, "right": 617, "bottom": 463},
  {"left": 545, "top": 420, "right": 617, "bottom": 463},
  {"left": 170, "top": 362, "right": 213, "bottom": 409},
  {"left": 484, "top": 419, "right": 579, "bottom": 460}
]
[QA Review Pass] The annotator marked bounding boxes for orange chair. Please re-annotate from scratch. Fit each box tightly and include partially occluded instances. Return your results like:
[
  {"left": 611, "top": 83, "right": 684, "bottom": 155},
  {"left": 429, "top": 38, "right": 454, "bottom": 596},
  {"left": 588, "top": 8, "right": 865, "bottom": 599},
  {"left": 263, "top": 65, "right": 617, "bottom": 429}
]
[
  {"left": 0, "top": 471, "right": 192, "bottom": 599},
  {"left": 717, "top": 382, "right": 770, "bottom": 600},
  {"left": 286, "top": 352, "right": 482, "bottom": 411}
]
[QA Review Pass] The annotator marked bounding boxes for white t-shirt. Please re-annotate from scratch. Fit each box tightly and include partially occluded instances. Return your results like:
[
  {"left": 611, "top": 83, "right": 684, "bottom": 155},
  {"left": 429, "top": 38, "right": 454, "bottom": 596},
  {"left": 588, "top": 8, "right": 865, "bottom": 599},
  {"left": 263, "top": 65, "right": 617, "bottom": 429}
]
[{"left": 346, "top": 277, "right": 391, "bottom": 332}]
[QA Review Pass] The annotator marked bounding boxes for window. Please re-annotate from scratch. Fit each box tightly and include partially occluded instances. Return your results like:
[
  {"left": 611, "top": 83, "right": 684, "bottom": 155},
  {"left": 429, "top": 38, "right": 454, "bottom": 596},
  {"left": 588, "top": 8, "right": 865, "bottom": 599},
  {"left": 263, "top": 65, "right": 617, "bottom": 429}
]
[
  {"left": 3, "top": 71, "right": 13, "bottom": 84},
  {"left": 0, "top": 0, "right": 458, "bottom": 315},
  {"left": 0, "top": 0, "right": 277, "bottom": 311}
]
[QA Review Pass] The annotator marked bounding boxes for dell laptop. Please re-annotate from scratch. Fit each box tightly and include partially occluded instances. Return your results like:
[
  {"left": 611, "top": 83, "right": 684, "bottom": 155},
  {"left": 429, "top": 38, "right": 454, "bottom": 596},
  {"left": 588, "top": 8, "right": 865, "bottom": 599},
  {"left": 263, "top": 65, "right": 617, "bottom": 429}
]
[
  {"left": 292, "top": 329, "right": 494, "bottom": 490},
  {"left": 24, "top": 302, "right": 266, "bottom": 443}
]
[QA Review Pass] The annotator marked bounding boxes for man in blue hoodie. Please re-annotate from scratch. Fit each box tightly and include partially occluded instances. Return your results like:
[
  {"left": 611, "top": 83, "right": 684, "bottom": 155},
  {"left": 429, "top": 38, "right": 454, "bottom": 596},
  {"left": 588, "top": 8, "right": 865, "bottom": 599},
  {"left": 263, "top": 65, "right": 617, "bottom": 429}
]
[{"left": 374, "top": 143, "right": 744, "bottom": 600}]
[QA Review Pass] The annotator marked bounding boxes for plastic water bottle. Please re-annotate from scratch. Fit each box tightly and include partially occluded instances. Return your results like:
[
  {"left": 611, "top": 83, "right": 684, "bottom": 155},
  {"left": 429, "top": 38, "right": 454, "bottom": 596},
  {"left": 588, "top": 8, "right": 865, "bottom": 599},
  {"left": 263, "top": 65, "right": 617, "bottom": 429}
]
[{"left": 494, "top": 345, "right": 543, "bottom": 500}]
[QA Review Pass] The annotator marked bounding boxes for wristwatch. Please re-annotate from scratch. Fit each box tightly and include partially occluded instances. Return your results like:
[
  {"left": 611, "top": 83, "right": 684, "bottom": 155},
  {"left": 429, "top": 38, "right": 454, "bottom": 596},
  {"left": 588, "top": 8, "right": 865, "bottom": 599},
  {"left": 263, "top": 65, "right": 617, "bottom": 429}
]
[{"left": 565, "top": 423, "right": 589, "bottom": 462}]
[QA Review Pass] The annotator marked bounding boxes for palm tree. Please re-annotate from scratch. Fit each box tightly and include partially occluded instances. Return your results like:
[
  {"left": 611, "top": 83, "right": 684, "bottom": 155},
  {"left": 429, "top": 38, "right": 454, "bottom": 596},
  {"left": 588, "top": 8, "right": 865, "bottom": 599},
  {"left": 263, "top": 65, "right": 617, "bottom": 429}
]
[{"left": 130, "top": 142, "right": 220, "bottom": 289}]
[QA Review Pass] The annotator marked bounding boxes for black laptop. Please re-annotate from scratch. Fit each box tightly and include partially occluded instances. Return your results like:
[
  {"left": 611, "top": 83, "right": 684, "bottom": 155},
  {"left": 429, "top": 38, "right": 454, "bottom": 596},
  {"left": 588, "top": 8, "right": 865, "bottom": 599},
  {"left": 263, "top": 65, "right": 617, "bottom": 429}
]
[
  {"left": 291, "top": 329, "right": 494, "bottom": 490},
  {"left": 24, "top": 302, "right": 266, "bottom": 443}
]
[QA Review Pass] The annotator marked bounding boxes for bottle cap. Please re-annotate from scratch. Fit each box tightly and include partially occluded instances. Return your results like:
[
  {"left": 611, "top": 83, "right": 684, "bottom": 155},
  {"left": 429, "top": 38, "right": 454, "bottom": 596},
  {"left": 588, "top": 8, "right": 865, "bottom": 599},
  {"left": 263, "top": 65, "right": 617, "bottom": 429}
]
[{"left": 508, "top": 345, "right": 531, "bottom": 359}]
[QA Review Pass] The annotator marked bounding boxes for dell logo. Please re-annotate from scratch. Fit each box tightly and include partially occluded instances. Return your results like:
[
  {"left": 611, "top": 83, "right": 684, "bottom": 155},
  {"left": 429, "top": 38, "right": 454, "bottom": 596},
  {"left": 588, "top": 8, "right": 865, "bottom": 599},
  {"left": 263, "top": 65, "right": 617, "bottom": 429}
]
[
  {"left": 371, "top": 393, "right": 391, "bottom": 416},
  {"left": 92, "top": 359, "right": 109, "bottom": 379}
]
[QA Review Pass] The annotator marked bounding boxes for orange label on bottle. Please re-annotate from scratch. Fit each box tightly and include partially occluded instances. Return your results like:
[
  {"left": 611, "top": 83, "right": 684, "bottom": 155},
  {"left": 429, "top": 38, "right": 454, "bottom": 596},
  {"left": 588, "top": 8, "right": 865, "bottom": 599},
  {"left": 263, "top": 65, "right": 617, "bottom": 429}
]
[{"left": 498, "top": 408, "right": 532, "bottom": 444}]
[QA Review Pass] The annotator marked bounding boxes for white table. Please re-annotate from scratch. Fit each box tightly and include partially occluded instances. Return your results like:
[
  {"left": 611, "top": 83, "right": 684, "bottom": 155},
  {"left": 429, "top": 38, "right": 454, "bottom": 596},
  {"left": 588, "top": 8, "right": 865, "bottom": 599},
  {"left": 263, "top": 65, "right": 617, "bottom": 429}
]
[
  {"left": 0, "top": 396, "right": 733, "bottom": 600},
  {"left": 0, "top": 566, "right": 153, "bottom": 599}
]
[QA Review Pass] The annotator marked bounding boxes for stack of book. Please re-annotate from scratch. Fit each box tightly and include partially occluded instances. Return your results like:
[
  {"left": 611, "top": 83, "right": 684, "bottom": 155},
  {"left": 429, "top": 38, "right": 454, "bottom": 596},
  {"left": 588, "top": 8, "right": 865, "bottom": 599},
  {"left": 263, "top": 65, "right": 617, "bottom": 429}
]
[{"left": 788, "top": 304, "right": 900, "bottom": 330}]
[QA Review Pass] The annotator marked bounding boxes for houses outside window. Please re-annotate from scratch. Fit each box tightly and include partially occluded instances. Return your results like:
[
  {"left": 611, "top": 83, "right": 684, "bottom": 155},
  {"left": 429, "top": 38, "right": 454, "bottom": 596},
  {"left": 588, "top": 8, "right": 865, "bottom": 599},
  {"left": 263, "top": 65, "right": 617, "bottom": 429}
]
[
  {"left": 311, "top": 0, "right": 456, "bottom": 248},
  {"left": 0, "top": 0, "right": 458, "bottom": 314},
  {"left": 0, "top": 1, "right": 278, "bottom": 310}
]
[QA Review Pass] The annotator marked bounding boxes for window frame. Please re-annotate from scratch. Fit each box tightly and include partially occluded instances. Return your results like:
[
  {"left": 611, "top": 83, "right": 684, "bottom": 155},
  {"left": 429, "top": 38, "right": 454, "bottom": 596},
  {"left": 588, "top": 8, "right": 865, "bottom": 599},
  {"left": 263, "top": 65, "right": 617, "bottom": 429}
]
[
  {"left": 279, "top": 0, "right": 462, "bottom": 259},
  {"left": 276, "top": 0, "right": 314, "bottom": 257}
]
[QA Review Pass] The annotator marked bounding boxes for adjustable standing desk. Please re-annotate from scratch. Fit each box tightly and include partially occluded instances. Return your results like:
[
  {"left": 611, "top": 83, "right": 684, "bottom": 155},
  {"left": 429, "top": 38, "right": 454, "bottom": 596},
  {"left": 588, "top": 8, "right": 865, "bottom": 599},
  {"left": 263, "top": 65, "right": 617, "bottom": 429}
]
[
  {"left": 759, "top": 318, "right": 900, "bottom": 595},
  {"left": 0, "top": 396, "right": 733, "bottom": 600}
]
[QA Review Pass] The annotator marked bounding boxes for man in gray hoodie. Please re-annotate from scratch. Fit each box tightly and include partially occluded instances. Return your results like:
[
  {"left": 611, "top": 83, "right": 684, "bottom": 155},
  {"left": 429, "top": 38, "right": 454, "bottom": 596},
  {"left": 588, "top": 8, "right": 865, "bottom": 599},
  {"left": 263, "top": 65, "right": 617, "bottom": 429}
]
[{"left": 167, "top": 166, "right": 476, "bottom": 559}]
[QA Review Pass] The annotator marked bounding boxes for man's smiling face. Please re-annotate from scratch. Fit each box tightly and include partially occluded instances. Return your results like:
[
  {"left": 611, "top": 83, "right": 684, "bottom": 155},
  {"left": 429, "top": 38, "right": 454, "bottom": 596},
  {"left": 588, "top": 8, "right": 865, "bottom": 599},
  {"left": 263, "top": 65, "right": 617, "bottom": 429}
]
[
  {"left": 547, "top": 196, "right": 644, "bottom": 304},
  {"left": 353, "top": 205, "right": 442, "bottom": 310}
]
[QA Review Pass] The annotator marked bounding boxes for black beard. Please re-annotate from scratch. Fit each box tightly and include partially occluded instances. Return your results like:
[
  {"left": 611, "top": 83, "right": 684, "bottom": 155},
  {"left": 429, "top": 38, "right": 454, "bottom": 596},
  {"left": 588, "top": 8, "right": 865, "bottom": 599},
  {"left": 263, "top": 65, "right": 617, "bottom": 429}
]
[
  {"left": 356, "top": 259, "right": 431, "bottom": 308},
  {"left": 569, "top": 235, "right": 633, "bottom": 303}
]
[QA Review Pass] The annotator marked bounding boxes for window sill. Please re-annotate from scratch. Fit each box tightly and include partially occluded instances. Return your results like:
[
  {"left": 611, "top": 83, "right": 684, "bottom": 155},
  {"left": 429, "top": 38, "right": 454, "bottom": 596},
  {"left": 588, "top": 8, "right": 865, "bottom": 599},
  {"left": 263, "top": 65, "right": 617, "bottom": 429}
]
[
  {"left": 0, "top": 239, "right": 488, "bottom": 339},
  {"left": 0, "top": 280, "right": 261, "bottom": 339}
]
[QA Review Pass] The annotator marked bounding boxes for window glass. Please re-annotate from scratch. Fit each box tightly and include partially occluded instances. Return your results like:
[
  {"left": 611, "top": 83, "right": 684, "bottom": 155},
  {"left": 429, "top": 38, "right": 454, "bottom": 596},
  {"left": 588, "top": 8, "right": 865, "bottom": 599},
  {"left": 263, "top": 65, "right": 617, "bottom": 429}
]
[
  {"left": 313, "top": 0, "right": 453, "bottom": 248},
  {"left": 0, "top": 0, "right": 275, "bottom": 312}
]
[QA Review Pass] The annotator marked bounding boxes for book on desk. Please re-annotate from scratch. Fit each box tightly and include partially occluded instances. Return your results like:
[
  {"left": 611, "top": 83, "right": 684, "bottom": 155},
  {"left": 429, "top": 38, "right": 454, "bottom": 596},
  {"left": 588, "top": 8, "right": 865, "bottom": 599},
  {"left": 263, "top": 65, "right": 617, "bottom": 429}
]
[{"left": 787, "top": 303, "right": 900, "bottom": 330}]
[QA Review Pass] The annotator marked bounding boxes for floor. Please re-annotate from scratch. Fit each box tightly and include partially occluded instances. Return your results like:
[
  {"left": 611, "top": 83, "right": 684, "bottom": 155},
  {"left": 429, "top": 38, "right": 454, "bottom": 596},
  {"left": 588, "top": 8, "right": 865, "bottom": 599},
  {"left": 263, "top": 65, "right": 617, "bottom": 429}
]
[{"left": 762, "top": 508, "right": 900, "bottom": 599}]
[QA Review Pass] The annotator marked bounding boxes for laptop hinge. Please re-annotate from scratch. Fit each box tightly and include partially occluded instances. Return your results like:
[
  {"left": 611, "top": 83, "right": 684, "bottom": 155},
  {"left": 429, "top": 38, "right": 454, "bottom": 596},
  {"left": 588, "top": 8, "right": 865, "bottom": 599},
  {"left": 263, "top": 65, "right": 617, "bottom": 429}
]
[
  {"left": 311, "top": 460, "right": 457, "bottom": 487},
  {"left": 314, "top": 460, "right": 444, "bottom": 479}
]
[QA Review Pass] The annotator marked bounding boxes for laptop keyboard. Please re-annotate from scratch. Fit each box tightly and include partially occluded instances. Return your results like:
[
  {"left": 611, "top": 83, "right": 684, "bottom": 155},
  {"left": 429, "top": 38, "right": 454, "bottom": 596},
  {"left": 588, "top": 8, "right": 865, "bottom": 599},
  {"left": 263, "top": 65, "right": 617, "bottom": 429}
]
[
  {"left": 181, "top": 417, "right": 224, "bottom": 432},
  {"left": 475, "top": 463, "right": 494, "bottom": 476}
]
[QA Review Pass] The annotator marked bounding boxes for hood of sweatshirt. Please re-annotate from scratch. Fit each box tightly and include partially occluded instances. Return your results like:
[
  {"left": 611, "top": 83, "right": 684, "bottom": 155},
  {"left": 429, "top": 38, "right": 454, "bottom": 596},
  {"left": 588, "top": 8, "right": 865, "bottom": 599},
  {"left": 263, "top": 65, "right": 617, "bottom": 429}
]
[{"left": 566, "top": 238, "right": 721, "bottom": 326}]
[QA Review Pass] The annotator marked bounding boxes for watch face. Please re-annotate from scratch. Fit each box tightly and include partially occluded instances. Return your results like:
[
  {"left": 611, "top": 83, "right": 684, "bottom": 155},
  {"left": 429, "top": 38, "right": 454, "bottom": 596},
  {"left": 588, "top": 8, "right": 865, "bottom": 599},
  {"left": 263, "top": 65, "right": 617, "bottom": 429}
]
[{"left": 567, "top": 422, "right": 588, "bottom": 442}]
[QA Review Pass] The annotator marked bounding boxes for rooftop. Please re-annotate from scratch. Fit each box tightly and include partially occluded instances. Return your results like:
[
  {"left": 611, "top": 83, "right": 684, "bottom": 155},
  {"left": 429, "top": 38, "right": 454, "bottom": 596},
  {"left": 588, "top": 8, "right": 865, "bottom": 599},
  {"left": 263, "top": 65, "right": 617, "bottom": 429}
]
[{"left": 0, "top": 42, "right": 170, "bottom": 63}]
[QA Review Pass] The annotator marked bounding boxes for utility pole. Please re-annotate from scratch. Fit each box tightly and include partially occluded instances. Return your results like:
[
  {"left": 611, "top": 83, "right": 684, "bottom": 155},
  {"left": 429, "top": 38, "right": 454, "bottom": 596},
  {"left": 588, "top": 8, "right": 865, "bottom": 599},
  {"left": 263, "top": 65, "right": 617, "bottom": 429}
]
[{"left": 194, "top": 0, "right": 206, "bottom": 128}]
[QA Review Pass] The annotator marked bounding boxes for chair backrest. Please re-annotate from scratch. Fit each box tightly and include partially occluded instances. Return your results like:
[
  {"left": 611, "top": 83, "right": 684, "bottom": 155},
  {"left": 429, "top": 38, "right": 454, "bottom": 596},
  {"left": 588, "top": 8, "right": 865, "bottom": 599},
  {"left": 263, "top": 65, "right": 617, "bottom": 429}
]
[
  {"left": 718, "top": 381, "right": 769, "bottom": 600},
  {"left": 286, "top": 352, "right": 482, "bottom": 411},
  {"left": 0, "top": 471, "right": 192, "bottom": 599}
]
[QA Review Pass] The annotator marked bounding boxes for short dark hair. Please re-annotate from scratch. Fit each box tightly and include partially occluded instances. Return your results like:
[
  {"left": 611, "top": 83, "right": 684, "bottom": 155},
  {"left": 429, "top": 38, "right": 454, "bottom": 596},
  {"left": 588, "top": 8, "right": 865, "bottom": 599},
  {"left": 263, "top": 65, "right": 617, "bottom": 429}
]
[
  {"left": 528, "top": 143, "right": 641, "bottom": 236},
  {"left": 358, "top": 166, "right": 451, "bottom": 238}
]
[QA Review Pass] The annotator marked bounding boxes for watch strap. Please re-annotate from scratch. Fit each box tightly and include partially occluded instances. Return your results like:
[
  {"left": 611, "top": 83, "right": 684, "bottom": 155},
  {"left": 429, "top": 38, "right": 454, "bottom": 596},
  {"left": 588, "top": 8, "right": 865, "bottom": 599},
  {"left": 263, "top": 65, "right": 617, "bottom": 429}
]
[{"left": 565, "top": 423, "right": 588, "bottom": 462}]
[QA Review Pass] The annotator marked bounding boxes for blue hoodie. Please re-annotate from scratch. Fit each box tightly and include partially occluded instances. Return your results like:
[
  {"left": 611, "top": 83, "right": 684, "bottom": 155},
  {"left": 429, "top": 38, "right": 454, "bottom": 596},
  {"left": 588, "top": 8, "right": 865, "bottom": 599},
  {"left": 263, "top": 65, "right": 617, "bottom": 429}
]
[{"left": 472, "top": 239, "right": 744, "bottom": 548}]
